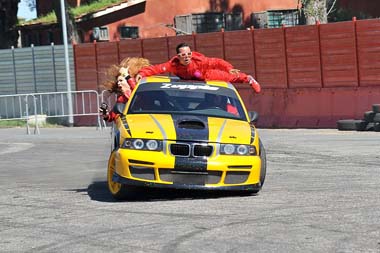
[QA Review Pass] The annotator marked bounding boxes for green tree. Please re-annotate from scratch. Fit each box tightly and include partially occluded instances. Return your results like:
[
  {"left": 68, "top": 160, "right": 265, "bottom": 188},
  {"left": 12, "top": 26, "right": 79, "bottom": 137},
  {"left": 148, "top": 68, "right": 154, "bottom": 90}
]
[
  {"left": 301, "top": 0, "right": 327, "bottom": 24},
  {"left": 27, "top": 0, "right": 80, "bottom": 43},
  {"left": 0, "top": 0, "right": 20, "bottom": 49},
  {"left": 52, "top": 0, "right": 81, "bottom": 43},
  {"left": 24, "top": 0, "right": 35, "bottom": 10},
  {"left": 0, "top": 0, "right": 80, "bottom": 48}
]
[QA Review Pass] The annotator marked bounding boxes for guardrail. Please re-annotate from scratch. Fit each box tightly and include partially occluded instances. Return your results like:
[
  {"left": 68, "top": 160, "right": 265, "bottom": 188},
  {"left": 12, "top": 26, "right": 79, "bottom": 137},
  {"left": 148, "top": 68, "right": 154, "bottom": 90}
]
[
  {"left": 100, "top": 90, "right": 117, "bottom": 107},
  {"left": 0, "top": 93, "right": 39, "bottom": 134},
  {"left": 0, "top": 90, "right": 105, "bottom": 134}
]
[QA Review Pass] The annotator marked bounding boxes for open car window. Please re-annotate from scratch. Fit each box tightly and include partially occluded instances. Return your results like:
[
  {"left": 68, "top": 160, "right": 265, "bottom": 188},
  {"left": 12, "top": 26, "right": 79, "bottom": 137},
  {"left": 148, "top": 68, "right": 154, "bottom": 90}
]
[{"left": 128, "top": 82, "right": 247, "bottom": 121}]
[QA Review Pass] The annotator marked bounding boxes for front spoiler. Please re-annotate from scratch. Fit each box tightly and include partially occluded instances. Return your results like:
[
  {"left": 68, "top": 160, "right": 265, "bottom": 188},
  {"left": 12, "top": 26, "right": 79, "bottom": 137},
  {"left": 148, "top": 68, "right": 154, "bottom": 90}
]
[{"left": 112, "top": 173, "right": 261, "bottom": 192}]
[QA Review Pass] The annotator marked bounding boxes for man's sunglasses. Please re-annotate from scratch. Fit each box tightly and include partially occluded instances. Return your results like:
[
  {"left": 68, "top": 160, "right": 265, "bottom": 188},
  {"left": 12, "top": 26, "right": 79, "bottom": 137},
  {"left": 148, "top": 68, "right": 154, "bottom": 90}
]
[{"left": 178, "top": 52, "right": 192, "bottom": 57}]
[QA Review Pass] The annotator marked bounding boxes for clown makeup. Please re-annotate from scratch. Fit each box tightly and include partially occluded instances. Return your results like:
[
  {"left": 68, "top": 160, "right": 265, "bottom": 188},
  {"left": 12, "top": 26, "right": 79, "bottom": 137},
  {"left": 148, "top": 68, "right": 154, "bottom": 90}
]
[
  {"left": 177, "top": 46, "right": 192, "bottom": 66},
  {"left": 117, "top": 74, "right": 131, "bottom": 94}
]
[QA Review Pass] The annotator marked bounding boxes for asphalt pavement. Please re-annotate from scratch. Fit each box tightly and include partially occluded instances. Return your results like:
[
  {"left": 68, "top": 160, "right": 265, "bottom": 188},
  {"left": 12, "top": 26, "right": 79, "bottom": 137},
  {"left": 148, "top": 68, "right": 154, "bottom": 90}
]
[{"left": 0, "top": 126, "right": 379, "bottom": 253}]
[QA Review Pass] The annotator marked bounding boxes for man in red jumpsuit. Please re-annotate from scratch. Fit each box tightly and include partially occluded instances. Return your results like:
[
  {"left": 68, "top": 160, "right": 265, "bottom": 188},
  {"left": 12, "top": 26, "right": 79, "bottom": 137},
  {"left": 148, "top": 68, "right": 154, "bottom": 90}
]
[{"left": 136, "top": 43, "right": 261, "bottom": 93}]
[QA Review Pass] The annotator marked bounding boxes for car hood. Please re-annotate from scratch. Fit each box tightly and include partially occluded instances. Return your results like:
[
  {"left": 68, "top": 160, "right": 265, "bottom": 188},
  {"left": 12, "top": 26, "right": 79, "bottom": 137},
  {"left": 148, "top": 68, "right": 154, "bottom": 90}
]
[{"left": 125, "top": 114, "right": 252, "bottom": 144}]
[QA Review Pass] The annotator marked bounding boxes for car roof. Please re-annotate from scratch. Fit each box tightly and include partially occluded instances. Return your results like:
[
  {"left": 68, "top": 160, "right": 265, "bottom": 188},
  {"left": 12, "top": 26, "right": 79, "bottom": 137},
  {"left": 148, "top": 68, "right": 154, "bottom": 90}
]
[{"left": 139, "top": 75, "right": 237, "bottom": 90}]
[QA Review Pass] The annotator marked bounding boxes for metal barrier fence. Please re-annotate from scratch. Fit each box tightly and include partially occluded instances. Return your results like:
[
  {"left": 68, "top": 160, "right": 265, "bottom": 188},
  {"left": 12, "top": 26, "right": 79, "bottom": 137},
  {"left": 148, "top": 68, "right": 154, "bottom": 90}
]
[
  {"left": 100, "top": 90, "right": 117, "bottom": 107},
  {"left": 0, "top": 90, "right": 104, "bottom": 134},
  {"left": 0, "top": 44, "right": 75, "bottom": 95}
]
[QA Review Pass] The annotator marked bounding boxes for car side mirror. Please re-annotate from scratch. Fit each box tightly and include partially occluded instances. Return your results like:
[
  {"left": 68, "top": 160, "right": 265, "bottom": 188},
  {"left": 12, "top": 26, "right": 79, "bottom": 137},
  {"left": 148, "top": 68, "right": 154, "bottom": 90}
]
[
  {"left": 248, "top": 111, "right": 259, "bottom": 124},
  {"left": 113, "top": 103, "right": 126, "bottom": 115}
]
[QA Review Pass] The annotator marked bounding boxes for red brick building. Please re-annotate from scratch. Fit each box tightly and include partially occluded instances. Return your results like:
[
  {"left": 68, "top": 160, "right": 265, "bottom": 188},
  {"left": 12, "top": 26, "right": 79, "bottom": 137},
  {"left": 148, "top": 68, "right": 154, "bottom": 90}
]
[{"left": 19, "top": 0, "right": 300, "bottom": 46}]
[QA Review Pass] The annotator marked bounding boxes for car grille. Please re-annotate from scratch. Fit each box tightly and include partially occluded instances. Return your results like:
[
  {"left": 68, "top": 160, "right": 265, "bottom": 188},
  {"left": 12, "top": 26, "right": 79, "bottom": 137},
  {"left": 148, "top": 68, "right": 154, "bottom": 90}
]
[
  {"left": 129, "top": 166, "right": 155, "bottom": 180},
  {"left": 170, "top": 143, "right": 190, "bottom": 156},
  {"left": 170, "top": 143, "right": 213, "bottom": 157},
  {"left": 193, "top": 145, "right": 213, "bottom": 156},
  {"left": 130, "top": 168, "right": 249, "bottom": 185},
  {"left": 159, "top": 169, "right": 222, "bottom": 185}
]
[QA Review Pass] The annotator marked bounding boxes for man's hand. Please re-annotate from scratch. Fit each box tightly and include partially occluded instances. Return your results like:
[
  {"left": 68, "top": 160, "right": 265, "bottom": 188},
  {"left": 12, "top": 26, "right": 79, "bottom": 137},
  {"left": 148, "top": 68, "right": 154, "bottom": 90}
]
[
  {"left": 135, "top": 74, "right": 143, "bottom": 83},
  {"left": 247, "top": 75, "right": 261, "bottom": 94},
  {"left": 229, "top": 68, "right": 240, "bottom": 75}
]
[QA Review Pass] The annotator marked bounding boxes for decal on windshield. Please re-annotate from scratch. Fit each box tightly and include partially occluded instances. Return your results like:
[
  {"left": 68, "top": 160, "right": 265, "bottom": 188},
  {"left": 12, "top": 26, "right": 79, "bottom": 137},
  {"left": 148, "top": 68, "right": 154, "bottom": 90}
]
[{"left": 160, "top": 83, "right": 219, "bottom": 91}]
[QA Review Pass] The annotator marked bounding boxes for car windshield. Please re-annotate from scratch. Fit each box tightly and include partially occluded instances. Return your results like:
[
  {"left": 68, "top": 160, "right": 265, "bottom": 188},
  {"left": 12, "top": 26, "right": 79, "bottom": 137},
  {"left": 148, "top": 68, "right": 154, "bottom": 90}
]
[{"left": 127, "top": 82, "right": 247, "bottom": 121}]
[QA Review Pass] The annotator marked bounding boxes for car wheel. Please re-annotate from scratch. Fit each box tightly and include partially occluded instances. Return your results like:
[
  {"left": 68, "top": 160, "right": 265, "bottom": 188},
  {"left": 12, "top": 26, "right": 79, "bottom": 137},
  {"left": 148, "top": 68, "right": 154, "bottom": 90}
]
[
  {"left": 374, "top": 113, "right": 380, "bottom": 123},
  {"left": 364, "top": 111, "right": 375, "bottom": 123},
  {"left": 374, "top": 123, "right": 380, "bottom": 132},
  {"left": 107, "top": 151, "right": 128, "bottom": 200},
  {"left": 373, "top": 104, "right": 380, "bottom": 113},
  {"left": 248, "top": 139, "right": 267, "bottom": 195},
  {"left": 355, "top": 120, "right": 368, "bottom": 131},
  {"left": 337, "top": 119, "right": 360, "bottom": 131},
  {"left": 259, "top": 139, "right": 267, "bottom": 187}
]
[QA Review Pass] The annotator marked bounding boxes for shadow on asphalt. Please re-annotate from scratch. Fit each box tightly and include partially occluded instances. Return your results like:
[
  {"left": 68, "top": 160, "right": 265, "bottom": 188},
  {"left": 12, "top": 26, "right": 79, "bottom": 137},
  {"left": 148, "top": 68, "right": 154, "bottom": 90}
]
[{"left": 77, "top": 181, "right": 256, "bottom": 202}]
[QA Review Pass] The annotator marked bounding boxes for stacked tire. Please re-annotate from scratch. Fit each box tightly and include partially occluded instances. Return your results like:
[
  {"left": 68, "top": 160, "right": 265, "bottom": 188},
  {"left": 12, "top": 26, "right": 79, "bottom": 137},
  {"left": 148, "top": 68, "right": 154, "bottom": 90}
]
[{"left": 337, "top": 104, "right": 380, "bottom": 132}]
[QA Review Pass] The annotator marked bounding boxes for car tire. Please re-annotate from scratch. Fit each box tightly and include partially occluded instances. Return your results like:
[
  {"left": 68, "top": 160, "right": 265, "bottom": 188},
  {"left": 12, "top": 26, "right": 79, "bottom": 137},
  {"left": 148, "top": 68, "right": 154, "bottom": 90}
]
[
  {"left": 337, "top": 119, "right": 360, "bottom": 131},
  {"left": 248, "top": 139, "right": 267, "bottom": 195},
  {"left": 259, "top": 139, "right": 267, "bottom": 187},
  {"left": 364, "top": 111, "right": 375, "bottom": 123},
  {"left": 365, "top": 122, "right": 375, "bottom": 131},
  {"left": 374, "top": 113, "right": 380, "bottom": 123},
  {"left": 374, "top": 123, "right": 380, "bottom": 132},
  {"left": 355, "top": 120, "right": 368, "bottom": 131},
  {"left": 107, "top": 151, "right": 129, "bottom": 200},
  {"left": 373, "top": 104, "right": 380, "bottom": 113}
]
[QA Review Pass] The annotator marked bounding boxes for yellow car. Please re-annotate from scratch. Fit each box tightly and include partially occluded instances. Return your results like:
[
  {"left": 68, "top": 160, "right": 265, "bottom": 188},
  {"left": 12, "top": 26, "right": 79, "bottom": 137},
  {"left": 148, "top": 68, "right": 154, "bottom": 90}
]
[{"left": 107, "top": 76, "right": 266, "bottom": 200}]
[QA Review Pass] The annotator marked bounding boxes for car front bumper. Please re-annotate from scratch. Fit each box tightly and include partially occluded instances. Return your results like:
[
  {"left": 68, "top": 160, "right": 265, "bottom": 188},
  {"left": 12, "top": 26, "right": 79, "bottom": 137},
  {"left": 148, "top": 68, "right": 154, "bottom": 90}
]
[
  {"left": 112, "top": 148, "right": 262, "bottom": 191},
  {"left": 112, "top": 172, "right": 261, "bottom": 191}
]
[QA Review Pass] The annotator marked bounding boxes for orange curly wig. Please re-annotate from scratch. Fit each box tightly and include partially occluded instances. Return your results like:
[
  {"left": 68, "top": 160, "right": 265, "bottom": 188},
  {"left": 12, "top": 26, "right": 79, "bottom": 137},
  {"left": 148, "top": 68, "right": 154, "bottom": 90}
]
[{"left": 103, "top": 57, "right": 150, "bottom": 93}]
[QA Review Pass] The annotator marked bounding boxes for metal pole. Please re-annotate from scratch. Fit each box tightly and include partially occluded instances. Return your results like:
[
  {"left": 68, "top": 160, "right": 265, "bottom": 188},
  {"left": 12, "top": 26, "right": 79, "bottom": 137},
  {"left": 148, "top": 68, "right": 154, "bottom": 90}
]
[
  {"left": 51, "top": 42, "right": 58, "bottom": 92},
  {"left": 11, "top": 46, "right": 18, "bottom": 94},
  {"left": 60, "top": 0, "right": 74, "bottom": 126},
  {"left": 31, "top": 44, "right": 37, "bottom": 93}
]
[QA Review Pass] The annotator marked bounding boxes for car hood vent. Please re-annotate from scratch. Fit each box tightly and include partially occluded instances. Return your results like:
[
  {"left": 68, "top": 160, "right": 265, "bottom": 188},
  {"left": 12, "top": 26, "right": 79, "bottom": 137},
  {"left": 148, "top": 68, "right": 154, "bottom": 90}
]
[{"left": 178, "top": 120, "right": 205, "bottom": 129}]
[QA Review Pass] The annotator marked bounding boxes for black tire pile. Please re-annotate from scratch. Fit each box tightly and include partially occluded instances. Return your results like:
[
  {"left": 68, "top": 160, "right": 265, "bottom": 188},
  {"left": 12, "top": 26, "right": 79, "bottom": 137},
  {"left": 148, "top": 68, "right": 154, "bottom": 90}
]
[{"left": 337, "top": 104, "right": 380, "bottom": 132}]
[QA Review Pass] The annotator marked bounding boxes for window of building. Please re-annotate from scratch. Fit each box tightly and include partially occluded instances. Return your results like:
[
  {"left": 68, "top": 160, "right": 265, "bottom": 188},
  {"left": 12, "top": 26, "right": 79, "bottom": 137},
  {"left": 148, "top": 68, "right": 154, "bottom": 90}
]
[
  {"left": 26, "top": 34, "right": 33, "bottom": 46},
  {"left": 120, "top": 26, "right": 139, "bottom": 39},
  {"left": 267, "top": 10, "right": 299, "bottom": 28},
  {"left": 92, "top": 26, "right": 109, "bottom": 41},
  {"left": 251, "top": 9, "right": 300, "bottom": 29},
  {"left": 26, "top": 32, "right": 39, "bottom": 46},
  {"left": 192, "top": 13, "right": 224, "bottom": 33},
  {"left": 175, "top": 12, "right": 243, "bottom": 34},
  {"left": 225, "top": 13, "right": 243, "bottom": 31},
  {"left": 48, "top": 31, "right": 54, "bottom": 44}
]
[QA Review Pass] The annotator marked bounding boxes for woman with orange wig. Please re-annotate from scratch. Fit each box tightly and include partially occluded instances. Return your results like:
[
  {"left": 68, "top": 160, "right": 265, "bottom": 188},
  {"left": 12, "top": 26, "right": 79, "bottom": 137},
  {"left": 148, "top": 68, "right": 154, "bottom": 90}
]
[{"left": 100, "top": 57, "right": 150, "bottom": 122}]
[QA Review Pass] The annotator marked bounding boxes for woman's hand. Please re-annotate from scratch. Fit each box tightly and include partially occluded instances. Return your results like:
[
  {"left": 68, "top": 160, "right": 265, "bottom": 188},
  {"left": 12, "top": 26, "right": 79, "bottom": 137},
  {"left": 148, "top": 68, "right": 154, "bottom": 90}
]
[{"left": 119, "top": 67, "right": 130, "bottom": 78}]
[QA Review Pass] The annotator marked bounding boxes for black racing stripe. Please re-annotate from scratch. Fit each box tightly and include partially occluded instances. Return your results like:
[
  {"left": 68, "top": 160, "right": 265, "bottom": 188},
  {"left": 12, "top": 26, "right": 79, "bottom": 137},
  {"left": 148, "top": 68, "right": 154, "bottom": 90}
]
[
  {"left": 173, "top": 157, "right": 208, "bottom": 172},
  {"left": 171, "top": 115, "right": 209, "bottom": 141},
  {"left": 121, "top": 115, "right": 131, "bottom": 136},
  {"left": 171, "top": 115, "right": 209, "bottom": 179}
]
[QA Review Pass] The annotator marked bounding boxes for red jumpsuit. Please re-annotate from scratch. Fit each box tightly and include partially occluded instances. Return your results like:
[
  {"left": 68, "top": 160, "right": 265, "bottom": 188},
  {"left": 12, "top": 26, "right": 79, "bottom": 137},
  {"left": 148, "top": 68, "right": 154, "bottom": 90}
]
[
  {"left": 105, "top": 93, "right": 129, "bottom": 122},
  {"left": 138, "top": 52, "right": 252, "bottom": 83}
]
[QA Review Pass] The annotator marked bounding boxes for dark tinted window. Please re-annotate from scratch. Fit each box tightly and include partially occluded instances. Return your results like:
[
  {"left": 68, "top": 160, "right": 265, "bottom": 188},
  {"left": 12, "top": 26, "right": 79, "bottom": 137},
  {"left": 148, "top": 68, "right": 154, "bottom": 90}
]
[{"left": 128, "top": 82, "right": 247, "bottom": 121}]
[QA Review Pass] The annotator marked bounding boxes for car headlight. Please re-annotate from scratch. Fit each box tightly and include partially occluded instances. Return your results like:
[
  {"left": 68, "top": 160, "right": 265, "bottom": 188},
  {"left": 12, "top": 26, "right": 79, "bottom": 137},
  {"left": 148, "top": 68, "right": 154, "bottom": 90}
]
[
  {"left": 146, "top": 140, "right": 159, "bottom": 150},
  {"left": 133, "top": 139, "right": 144, "bottom": 149},
  {"left": 223, "top": 144, "right": 235, "bottom": 155},
  {"left": 237, "top": 145, "right": 248, "bottom": 155},
  {"left": 122, "top": 138, "right": 162, "bottom": 151},
  {"left": 220, "top": 144, "right": 256, "bottom": 156}
]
